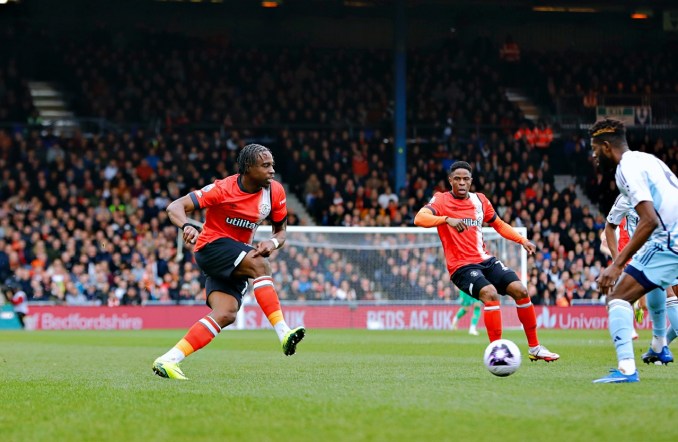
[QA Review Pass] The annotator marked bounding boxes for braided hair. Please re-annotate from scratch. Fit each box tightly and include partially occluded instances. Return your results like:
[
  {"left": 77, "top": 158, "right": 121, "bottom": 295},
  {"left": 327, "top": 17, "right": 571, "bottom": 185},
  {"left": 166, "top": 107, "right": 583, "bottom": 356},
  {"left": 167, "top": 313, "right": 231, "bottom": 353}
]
[
  {"left": 589, "top": 118, "right": 626, "bottom": 145},
  {"left": 237, "top": 144, "right": 272, "bottom": 174}
]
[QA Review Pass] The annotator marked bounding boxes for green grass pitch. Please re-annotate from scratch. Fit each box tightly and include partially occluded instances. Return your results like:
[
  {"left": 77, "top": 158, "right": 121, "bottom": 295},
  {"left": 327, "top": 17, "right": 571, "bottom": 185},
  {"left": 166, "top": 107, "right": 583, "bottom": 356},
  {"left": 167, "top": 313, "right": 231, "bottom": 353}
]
[{"left": 1, "top": 329, "right": 678, "bottom": 442}]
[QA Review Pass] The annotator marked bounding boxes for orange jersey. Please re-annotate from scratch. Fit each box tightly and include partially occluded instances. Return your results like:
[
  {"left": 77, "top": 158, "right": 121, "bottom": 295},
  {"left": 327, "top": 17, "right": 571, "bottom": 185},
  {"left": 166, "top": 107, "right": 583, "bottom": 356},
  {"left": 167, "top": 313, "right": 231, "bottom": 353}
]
[
  {"left": 190, "top": 175, "right": 287, "bottom": 251},
  {"left": 618, "top": 217, "right": 630, "bottom": 253},
  {"left": 425, "top": 191, "right": 497, "bottom": 276}
]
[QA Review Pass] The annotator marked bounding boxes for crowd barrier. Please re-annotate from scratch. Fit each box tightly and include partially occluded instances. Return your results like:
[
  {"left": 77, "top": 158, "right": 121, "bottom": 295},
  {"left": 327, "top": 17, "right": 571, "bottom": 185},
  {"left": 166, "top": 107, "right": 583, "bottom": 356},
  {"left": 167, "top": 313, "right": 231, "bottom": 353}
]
[{"left": 9, "top": 304, "right": 652, "bottom": 331}]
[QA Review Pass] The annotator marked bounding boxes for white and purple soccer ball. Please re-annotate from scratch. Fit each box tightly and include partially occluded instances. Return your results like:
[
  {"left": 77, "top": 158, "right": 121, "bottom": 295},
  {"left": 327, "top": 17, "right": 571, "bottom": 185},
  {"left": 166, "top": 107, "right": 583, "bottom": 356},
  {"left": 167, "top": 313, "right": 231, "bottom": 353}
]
[{"left": 483, "top": 339, "right": 521, "bottom": 377}]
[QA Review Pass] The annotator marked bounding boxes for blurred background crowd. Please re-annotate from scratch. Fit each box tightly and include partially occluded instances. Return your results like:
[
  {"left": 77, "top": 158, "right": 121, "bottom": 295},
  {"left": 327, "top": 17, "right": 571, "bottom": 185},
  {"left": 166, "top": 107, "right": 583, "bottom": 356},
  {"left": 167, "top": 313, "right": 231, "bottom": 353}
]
[{"left": 1, "top": 0, "right": 677, "bottom": 308}]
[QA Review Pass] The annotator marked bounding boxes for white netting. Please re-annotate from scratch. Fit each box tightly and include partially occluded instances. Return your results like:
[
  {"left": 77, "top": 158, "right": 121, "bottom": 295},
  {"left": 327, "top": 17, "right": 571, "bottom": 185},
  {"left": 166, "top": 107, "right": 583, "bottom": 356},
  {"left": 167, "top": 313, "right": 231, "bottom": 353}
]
[
  {"left": 179, "top": 225, "right": 526, "bottom": 302},
  {"left": 238, "top": 226, "right": 528, "bottom": 303},
  {"left": 177, "top": 225, "right": 527, "bottom": 329}
]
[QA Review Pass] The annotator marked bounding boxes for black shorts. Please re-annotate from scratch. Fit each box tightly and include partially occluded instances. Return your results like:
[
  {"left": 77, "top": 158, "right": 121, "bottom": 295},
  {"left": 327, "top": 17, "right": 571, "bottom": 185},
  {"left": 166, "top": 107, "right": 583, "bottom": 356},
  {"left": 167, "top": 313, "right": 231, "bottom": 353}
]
[
  {"left": 194, "top": 237, "right": 254, "bottom": 309},
  {"left": 451, "top": 257, "right": 521, "bottom": 300}
]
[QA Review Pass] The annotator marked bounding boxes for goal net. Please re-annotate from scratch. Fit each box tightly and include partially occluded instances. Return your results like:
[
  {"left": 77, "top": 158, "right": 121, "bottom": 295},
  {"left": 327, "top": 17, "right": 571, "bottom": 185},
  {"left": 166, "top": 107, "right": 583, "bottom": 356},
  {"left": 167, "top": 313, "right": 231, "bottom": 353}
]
[
  {"left": 179, "top": 226, "right": 528, "bottom": 330},
  {"left": 252, "top": 226, "right": 526, "bottom": 302}
]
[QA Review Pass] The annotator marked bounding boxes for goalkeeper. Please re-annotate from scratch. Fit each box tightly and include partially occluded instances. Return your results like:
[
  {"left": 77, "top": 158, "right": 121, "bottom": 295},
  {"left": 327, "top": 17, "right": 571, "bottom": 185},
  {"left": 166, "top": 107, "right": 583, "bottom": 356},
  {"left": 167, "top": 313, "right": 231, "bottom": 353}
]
[{"left": 451, "top": 290, "right": 482, "bottom": 336}]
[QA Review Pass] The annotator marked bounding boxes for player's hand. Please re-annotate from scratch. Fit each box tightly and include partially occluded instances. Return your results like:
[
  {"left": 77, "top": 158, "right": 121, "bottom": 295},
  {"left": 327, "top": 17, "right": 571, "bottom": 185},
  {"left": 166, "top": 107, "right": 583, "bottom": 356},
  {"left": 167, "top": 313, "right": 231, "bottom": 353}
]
[
  {"left": 597, "top": 264, "right": 623, "bottom": 295},
  {"left": 252, "top": 240, "right": 276, "bottom": 258},
  {"left": 522, "top": 241, "right": 537, "bottom": 255},
  {"left": 599, "top": 232, "right": 608, "bottom": 249},
  {"left": 182, "top": 225, "right": 199, "bottom": 245},
  {"left": 446, "top": 217, "right": 468, "bottom": 232}
]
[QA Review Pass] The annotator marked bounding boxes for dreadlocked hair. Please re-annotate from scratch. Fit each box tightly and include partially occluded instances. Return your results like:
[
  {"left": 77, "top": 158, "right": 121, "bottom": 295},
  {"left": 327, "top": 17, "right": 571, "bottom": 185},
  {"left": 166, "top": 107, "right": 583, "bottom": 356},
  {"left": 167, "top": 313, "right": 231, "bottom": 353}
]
[
  {"left": 589, "top": 118, "right": 626, "bottom": 144},
  {"left": 237, "top": 144, "right": 272, "bottom": 174}
]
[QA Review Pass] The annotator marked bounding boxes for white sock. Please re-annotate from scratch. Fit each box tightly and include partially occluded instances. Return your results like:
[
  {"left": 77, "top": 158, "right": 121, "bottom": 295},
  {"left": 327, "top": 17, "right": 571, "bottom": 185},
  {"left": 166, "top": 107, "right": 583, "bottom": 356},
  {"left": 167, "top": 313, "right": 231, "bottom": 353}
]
[
  {"left": 160, "top": 347, "right": 185, "bottom": 363},
  {"left": 651, "top": 335, "right": 667, "bottom": 353},
  {"left": 618, "top": 358, "right": 636, "bottom": 375},
  {"left": 274, "top": 321, "right": 291, "bottom": 342}
]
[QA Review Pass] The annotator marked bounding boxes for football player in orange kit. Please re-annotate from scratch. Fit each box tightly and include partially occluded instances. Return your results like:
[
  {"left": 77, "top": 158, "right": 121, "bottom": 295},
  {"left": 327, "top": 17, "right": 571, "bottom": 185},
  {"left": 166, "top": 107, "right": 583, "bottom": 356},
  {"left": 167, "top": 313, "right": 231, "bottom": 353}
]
[
  {"left": 153, "top": 144, "right": 305, "bottom": 380},
  {"left": 415, "top": 161, "right": 559, "bottom": 362}
]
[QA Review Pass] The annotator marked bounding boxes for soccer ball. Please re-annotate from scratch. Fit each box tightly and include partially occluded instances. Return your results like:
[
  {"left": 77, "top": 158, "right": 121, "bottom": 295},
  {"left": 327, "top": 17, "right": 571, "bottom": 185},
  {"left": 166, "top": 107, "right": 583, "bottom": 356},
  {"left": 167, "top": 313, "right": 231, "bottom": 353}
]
[{"left": 483, "top": 339, "right": 521, "bottom": 377}]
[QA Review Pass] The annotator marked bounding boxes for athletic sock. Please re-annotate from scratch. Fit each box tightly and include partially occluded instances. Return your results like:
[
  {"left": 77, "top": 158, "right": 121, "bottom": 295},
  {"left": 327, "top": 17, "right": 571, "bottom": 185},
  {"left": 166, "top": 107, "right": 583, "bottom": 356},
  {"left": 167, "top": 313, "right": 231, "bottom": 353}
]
[
  {"left": 665, "top": 296, "right": 678, "bottom": 345},
  {"left": 618, "top": 358, "right": 636, "bottom": 375},
  {"left": 667, "top": 327, "right": 678, "bottom": 346},
  {"left": 161, "top": 315, "right": 222, "bottom": 363},
  {"left": 608, "top": 299, "right": 636, "bottom": 373},
  {"left": 646, "top": 288, "right": 667, "bottom": 349},
  {"left": 651, "top": 335, "right": 668, "bottom": 353},
  {"left": 483, "top": 300, "right": 502, "bottom": 342},
  {"left": 515, "top": 297, "right": 539, "bottom": 347},
  {"left": 253, "top": 276, "right": 291, "bottom": 341}
]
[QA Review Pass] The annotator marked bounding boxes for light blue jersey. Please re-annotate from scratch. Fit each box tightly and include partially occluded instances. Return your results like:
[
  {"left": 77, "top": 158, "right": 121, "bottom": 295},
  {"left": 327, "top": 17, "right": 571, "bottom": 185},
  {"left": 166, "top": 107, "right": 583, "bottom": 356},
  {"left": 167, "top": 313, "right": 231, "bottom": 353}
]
[
  {"left": 615, "top": 151, "right": 678, "bottom": 252},
  {"left": 607, "top": 193, "right": 678, "bottom": 288},
  {"left": 616, "top": 151, "right": 678, "bottom": 289}
]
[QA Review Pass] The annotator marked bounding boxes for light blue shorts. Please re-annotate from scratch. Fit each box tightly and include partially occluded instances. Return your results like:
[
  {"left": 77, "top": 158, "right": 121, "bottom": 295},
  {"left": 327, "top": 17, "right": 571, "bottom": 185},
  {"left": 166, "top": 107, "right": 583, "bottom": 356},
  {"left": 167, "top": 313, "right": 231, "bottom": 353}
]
[{"left": 626, "top": 242, "right": 678, "bottom": 291}]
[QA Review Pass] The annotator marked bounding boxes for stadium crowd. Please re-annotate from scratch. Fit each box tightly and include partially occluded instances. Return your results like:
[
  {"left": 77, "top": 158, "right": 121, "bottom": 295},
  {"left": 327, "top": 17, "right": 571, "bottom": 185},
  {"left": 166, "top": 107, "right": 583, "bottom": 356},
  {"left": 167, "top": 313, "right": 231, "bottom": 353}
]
[
  {"left": 520, "top": 47, "right": 678, "bottom": 122},
  {"left": 54, "top": 31, "right": 523, "bottom": 134},
  {"left": 1, "top": 29, "right": 677, "bottom": 309},
  {"left": 5, "top": 122, "right": 672, "bottom": 308}
]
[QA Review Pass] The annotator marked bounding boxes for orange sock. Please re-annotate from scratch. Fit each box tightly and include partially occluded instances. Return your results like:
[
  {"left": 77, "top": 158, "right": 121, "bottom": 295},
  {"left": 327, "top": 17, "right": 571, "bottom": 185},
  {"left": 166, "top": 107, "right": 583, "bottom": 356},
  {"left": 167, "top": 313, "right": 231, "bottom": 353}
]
[
  {"left": 253, "top": 276, "right": 285, "bottom": 327},
  {"left": 515, "top": 297, "right": 539, "bottom": 347},
  {"left": 175, "top": 315, "right": 221, "bottom": 358},
  {"left": 483, "top": 300, "right": 502, "bottom": 342}
]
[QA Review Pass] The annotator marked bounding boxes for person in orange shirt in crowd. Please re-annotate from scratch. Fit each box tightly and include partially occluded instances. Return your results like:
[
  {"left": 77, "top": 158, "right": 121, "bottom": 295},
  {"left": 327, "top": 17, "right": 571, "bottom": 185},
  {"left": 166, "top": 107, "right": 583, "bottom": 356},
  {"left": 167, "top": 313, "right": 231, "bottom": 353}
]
[
  {"left": 513, "top": 121, "right": 535, "bottom": 148},
  {"left": 135, "top": 159, "right": 155, "bottom": 182},
  {"left": 583, "top": 89, "right": 598, "bottom": 109},
  {"left": 352, "top": 147, "right": 369, "bottom": 180},
  {"left": 534, "top": 120, "right": 554, "bottom": 150},
  {"left": 499, "top": 35, "right": 520, "bottom": 63},
  {"left": 555, "top": 292, "right": 570, "bottom": 307}
]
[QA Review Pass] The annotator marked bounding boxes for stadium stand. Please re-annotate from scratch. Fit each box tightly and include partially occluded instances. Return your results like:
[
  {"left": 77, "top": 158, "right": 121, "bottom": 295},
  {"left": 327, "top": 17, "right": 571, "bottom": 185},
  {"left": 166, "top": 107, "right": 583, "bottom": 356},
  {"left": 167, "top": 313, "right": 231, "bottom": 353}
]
[
  {"left": 1, "top": 23, "right": 677, "bottom": 308},
  {"left": 521, "top": 47, "right": 678, "bottom": 124}
]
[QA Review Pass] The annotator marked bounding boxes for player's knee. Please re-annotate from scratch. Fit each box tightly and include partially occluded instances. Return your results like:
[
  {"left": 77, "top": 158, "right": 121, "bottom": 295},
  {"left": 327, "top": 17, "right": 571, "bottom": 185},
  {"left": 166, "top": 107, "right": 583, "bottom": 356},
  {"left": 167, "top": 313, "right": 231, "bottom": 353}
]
[
  {"left": 509, "top": 285, "right": 529, "bottom": 301},
  {"left": 211, "top": 309, "right": 238, "bottom": 328},
  {"left": 236, "top": 253, "right": 273, "bottom": 279},
  {"left": 250, "top": 256, "right": 272, "bottom": 278},
  {"left": 645, "top": 289, "right": 665, "bottom": 311},
  {"left": 479, "top": 286, "right": 499, "bottom": 303},
  {"left": 605, "top": 291, "right": 620, "bottom": 305}
]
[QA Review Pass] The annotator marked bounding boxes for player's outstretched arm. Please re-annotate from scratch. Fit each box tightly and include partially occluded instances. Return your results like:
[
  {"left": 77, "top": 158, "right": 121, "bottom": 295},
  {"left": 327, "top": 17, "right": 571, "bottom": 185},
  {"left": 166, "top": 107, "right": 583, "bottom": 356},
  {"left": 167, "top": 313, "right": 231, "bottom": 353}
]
[
  {"left": 414, "top": 208, "right": 468, "bottom": 231},
  {"left": 489, "top": 218, "right": 534, "bottom": 254},
  {"left": 414, "top": 207, "right": 448, "bottom": 228}
]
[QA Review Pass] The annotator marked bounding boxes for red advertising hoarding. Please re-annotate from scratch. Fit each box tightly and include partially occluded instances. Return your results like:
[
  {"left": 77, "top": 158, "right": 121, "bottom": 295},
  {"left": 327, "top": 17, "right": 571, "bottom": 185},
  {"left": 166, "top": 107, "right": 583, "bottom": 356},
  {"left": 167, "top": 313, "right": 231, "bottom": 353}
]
[{"left": 24, "top": 305, "right": 643, "bottom": 331}]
